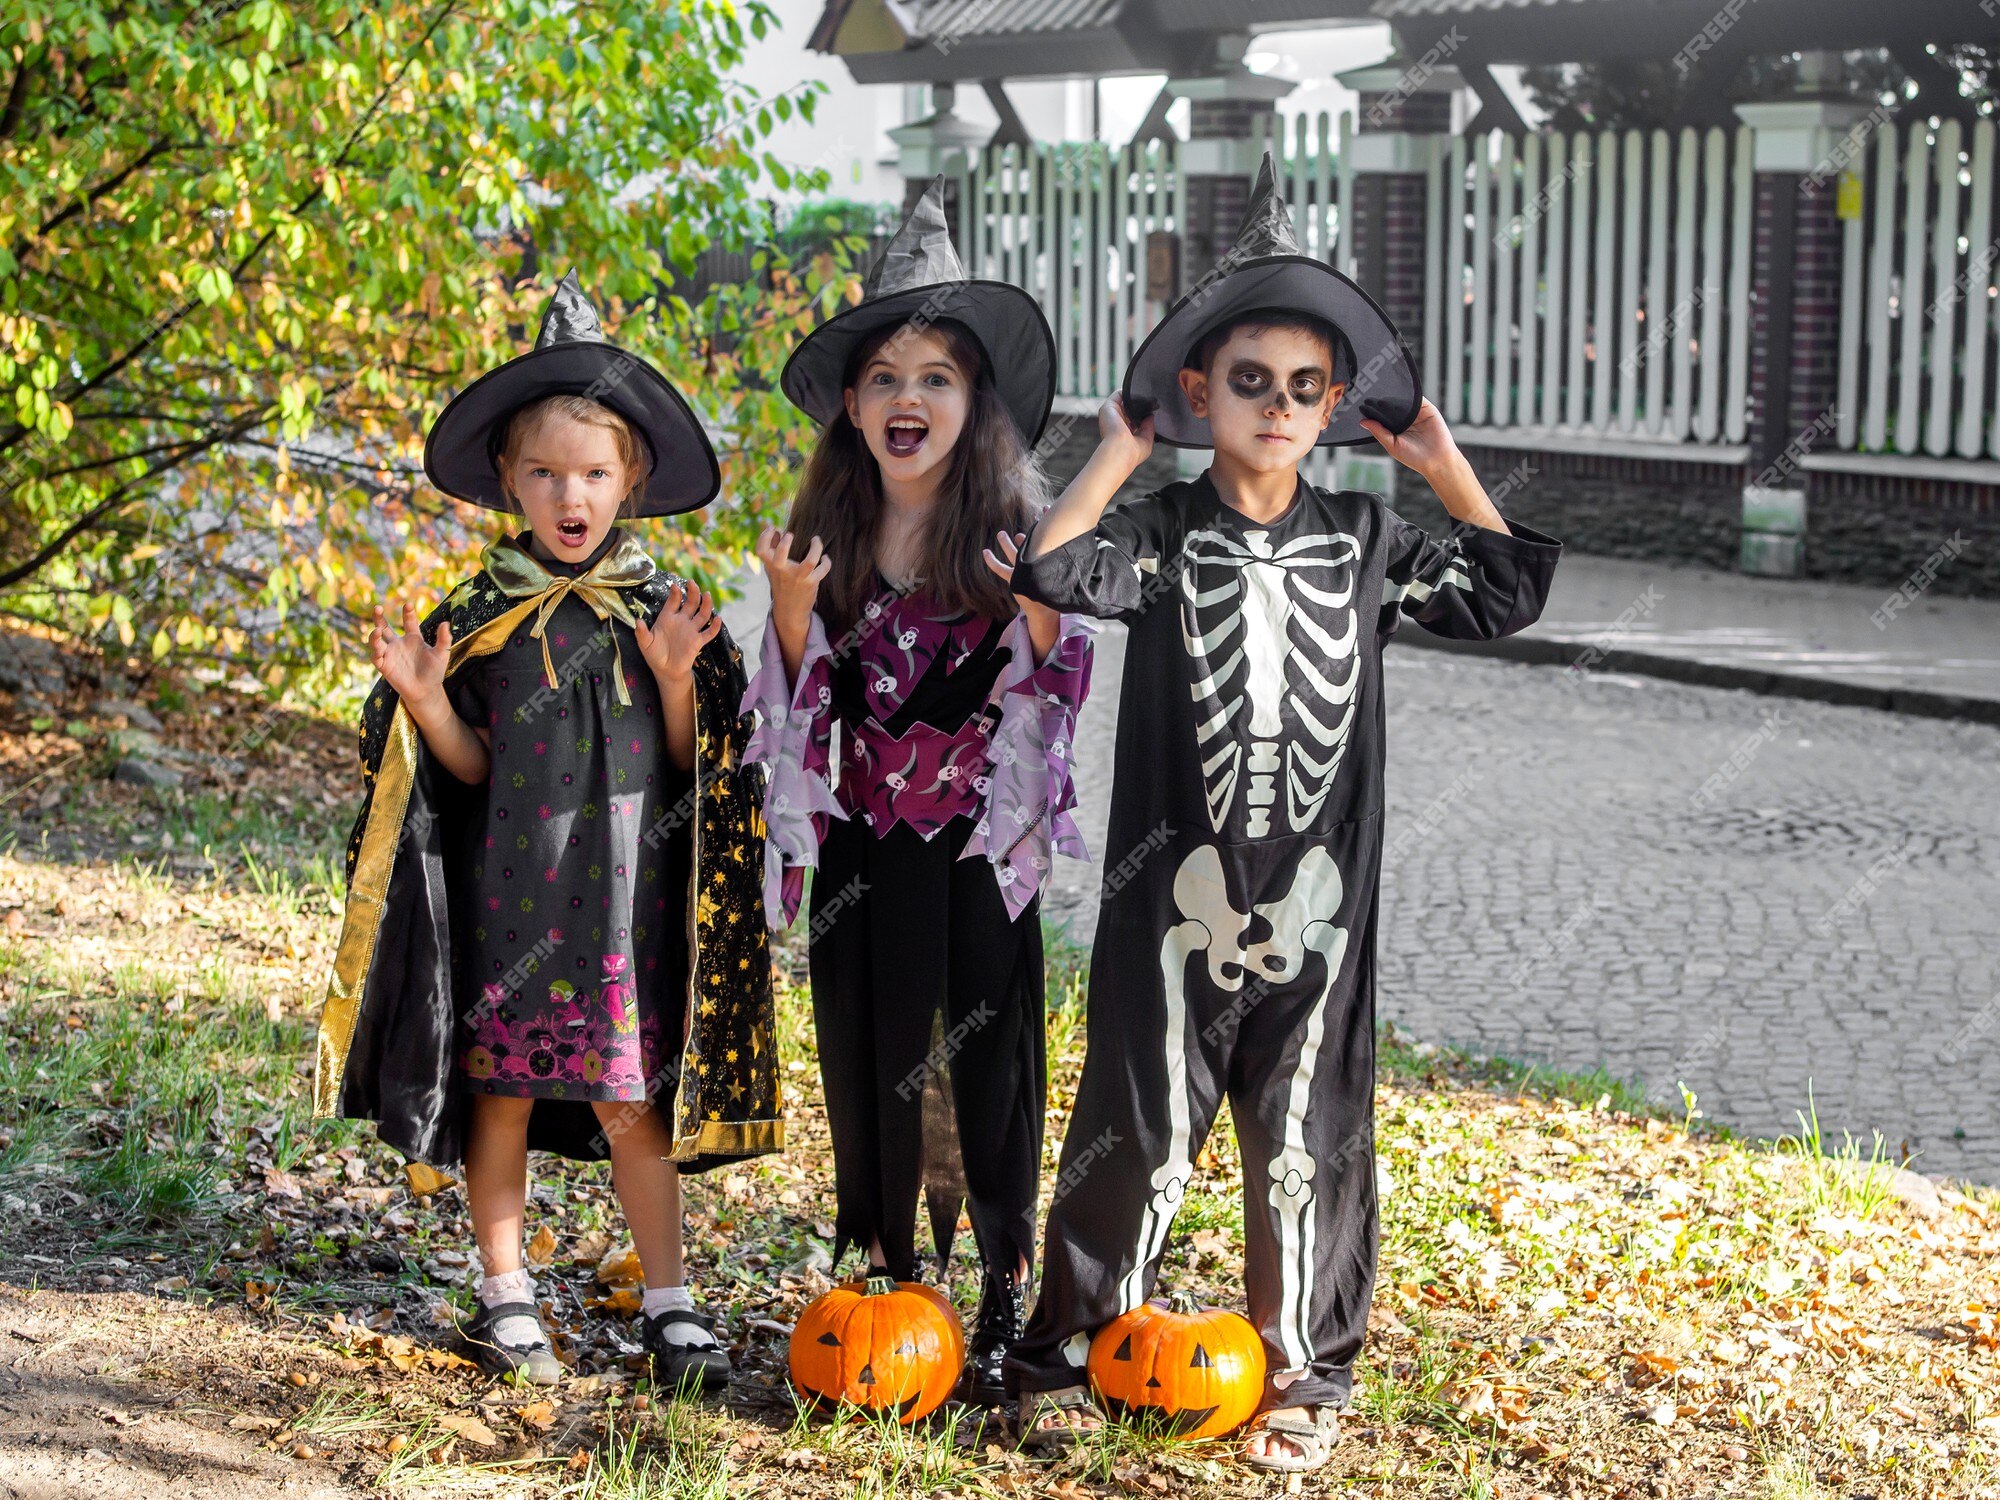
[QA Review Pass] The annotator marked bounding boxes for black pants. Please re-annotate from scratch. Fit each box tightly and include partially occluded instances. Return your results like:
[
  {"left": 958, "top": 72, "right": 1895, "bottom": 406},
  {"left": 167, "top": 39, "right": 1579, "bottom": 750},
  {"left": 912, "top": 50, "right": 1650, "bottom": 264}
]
[
  {"left": 809, "top": 816, "right": 1047, "bottom": 1283},
  {"left": 1004, "top": 838, "right": 1380, "bottom": 1411}
]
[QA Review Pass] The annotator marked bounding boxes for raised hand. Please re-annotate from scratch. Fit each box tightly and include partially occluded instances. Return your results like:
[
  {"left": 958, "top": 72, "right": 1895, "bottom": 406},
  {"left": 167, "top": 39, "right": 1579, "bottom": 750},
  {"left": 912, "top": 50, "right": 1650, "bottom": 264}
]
[
  {"left": 1359, "top": 399, "right": 1462, "bottom": 482},
  {"left": 1100, "top": 391, "right": 1156, "bottom": 469},
  {"left": 371, "top": 600, "right": 451, "bottom": 709},
  {"left": 984, "top": 529, "right": 1060, "bottom": 659},
  {"left": 755, "top": 525, "right": 831, "bottom": 625},
  {"left": 635, "top": 580, "right": 722, "bottom": 683}
]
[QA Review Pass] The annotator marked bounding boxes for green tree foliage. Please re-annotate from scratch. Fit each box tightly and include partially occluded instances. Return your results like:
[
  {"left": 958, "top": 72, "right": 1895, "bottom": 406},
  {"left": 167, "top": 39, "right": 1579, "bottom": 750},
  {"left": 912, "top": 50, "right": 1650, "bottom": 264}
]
[{"left": 0, "top": 0, "right": 861, "bottom": 699}]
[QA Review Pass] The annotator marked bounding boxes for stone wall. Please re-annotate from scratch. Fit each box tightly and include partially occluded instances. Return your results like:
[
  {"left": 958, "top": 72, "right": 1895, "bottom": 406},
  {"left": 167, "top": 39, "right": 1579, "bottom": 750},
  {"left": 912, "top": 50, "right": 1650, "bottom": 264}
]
[{"left": 1457, "top": 445, "right": 1746, "bottom": 571}]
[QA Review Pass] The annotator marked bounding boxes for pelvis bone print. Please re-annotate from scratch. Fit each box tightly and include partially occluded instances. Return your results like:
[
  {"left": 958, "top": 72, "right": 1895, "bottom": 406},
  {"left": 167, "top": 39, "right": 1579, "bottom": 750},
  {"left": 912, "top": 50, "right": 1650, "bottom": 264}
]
[{"left": 1179, "top": 525, "right": 1361, "bottom": 839}]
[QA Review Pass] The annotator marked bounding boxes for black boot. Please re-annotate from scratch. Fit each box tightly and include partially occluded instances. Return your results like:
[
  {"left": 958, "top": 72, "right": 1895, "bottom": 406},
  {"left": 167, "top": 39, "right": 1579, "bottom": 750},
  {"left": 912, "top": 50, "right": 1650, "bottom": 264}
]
[{"left": 957, "top": 1265, "right": 1026, "bottom": 1408}]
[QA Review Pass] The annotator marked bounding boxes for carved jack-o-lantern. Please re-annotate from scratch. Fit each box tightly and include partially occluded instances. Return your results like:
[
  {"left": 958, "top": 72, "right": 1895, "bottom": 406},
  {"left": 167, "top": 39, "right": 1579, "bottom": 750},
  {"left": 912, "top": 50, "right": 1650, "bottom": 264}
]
[
  {"left": 1086, "top": 1292, "right": 1266, "bottom": 1439},
  {"left": 788, "top": 1276, "right": 964, "bottom": 1424}
]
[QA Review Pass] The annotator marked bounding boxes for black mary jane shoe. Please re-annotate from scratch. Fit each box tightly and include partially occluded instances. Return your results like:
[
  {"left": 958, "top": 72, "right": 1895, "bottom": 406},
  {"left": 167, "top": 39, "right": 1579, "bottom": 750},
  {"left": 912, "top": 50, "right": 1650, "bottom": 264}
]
[
  {"left": 956, "top": 1266, "right": 1027, "bottom": 1408},
  {"left": 641, "top": 1305, "right": 732, "bottom": 1393},
  {"left": 461, "top": 1299, "right": 562, "bottom": 1385}
]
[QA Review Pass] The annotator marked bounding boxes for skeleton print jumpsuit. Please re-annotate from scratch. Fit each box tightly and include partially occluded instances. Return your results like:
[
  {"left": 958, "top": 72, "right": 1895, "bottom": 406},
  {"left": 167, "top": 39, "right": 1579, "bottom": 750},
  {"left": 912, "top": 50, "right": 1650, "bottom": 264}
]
[{"left": 1004, "top": 473, "right": 1561, "bottom": 1409}]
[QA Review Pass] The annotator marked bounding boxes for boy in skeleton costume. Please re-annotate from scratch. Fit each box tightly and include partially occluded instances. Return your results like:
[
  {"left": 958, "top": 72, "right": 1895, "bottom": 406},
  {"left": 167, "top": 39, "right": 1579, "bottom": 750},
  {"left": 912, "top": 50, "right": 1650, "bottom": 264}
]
[{"left": 1004, "top": 156, "right": 1561, "bottom": 1472}]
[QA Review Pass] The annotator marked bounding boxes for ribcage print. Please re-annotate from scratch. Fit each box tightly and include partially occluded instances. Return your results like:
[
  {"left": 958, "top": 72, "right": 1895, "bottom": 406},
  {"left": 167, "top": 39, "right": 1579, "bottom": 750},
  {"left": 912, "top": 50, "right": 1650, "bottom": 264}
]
[{"left": 1178, "top": 525, "right": 1361, "bottom": 839}]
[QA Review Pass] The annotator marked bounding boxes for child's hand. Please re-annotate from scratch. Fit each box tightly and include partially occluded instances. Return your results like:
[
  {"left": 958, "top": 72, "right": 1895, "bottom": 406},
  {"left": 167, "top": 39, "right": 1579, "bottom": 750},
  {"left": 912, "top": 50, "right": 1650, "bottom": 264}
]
[
  {"left": 635, "top": 581, "right": 722, "bottom": 683},
  {"left": 1360, "top": 399, "right": 1465, "bottom": 482},
  {"left": 371, "top": 600, "right": 452, "bottom": 710},
  {"left": 1098, "top": 393, "right": 1156, "bottom": 472},
  {"left": 984, "top": 530, "right": 1061, "bottom": 658},
  {"left": 755, "top": 525, "right": 831, "bottom": 625}
]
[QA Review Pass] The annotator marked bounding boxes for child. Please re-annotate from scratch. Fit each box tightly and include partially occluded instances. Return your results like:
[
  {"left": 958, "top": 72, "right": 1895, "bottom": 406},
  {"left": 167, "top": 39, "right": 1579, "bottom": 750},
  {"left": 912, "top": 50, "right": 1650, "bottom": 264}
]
[
  {"left": 743, "top": 178, "right": 1092, "bottom": 1406},
  {"left": 1002, "top": 157, "right": 1562, "bottom": 1471},
  {"left": 313, "top": 271, "right": 781, "bottom": 1388}
]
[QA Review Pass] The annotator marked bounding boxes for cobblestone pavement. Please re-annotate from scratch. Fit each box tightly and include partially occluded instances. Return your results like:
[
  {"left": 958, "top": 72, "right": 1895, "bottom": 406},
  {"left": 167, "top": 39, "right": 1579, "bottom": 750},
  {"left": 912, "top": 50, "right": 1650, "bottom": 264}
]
[{"left": 728, "top": 593, "right": 2000, "bottom": 1184}]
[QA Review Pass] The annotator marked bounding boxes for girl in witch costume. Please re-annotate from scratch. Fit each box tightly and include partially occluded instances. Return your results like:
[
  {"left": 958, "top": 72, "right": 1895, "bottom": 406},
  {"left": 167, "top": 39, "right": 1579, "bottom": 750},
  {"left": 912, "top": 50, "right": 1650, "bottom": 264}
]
[
  {"left": 313, "top": 271, "right": 781, "bottom": 1390},
  {"left": 1002, "top": 157, "right": 1562, "bottom": 1471},
  {"left": 742, "top": 177, "right": 1092, "bottom": 1407}
]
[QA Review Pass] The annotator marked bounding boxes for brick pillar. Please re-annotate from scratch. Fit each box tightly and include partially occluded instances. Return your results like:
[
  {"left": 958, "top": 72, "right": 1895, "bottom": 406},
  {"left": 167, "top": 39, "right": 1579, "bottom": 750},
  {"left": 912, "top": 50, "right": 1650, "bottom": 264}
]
[
  {"left": 1169, "top": 69, "right": 1297, "bottom": 282},
  {"left": 1336, "top": 63, "right": 1464, "bottom": 389},
  {"left": 1734, "top": 100, "right": 1873, "bottom": 575}
]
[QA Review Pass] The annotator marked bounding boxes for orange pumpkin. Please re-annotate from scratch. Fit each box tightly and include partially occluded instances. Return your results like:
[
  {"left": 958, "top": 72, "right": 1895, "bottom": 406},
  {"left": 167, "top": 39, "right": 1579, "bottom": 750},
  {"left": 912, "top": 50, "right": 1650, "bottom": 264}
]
[
  {"left": 1086, "top": 1292, "right": 1266, "bottom": 1439},
  {"left": 789, "top": 1275, "right": 964, "bottom": 1423}
]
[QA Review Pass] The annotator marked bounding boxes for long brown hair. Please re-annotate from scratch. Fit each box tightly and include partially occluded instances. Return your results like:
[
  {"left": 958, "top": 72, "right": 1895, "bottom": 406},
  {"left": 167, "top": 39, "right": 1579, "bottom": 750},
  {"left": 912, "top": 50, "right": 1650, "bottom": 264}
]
[{"left": 785, "top": 319, "right": 1047, "bottom": 633}]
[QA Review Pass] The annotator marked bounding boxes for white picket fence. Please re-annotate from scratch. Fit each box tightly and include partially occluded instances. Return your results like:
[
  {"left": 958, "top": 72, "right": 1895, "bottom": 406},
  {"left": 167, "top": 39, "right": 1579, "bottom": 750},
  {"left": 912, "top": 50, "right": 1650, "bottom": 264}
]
[
  {"left": 951, "top": 139, "right": 1184, "bottom": 406},
  {"left": 951, "top": 114, "right": 1351, "bottom": 407},
  {"left": 1427, "top": 125, "right": 1756, "bottom": 448},
  {"left": 1252, "top": 110, "right": 1351, "bottom": 272},
  {"left": 1839, "top": 115, "right": 2000, "bottom": 459}
]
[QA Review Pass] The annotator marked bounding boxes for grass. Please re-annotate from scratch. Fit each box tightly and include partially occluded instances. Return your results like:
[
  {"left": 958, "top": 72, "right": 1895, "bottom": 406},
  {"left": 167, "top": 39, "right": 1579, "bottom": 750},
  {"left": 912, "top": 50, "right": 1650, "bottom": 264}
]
[{"left": 2, "top": 666, "right": 1999, "bottom": 1498}]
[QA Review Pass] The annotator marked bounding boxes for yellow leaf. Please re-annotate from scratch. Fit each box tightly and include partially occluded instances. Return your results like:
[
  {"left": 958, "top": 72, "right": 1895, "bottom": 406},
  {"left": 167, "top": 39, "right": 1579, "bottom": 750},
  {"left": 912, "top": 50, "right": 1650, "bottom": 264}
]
[{"left": 526, "top": 1224, "right": 557, "bottom": 1267}]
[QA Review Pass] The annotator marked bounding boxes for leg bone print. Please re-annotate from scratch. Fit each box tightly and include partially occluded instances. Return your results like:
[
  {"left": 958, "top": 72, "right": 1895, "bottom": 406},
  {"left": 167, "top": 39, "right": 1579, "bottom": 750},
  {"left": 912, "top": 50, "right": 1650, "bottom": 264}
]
[
  {"left": 1124, "top": 842, "right": 1348, "bottom": 1375},
  {"left": 1179, "top": 526, "right": 1361, "bottom": 839}
]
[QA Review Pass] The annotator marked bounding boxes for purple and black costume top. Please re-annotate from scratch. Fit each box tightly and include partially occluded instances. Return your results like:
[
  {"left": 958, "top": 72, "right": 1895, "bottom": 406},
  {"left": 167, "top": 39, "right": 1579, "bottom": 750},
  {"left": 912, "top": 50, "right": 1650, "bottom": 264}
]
[{"left": 744, "top": 584, "right": 1093, "bottom": 927}]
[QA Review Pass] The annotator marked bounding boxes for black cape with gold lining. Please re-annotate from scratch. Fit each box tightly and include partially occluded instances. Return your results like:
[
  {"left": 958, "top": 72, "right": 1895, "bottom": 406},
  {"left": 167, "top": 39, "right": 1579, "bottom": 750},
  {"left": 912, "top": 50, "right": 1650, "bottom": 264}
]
[{"left": 311, "top": 536, "right": 781, "bottom": 1182}]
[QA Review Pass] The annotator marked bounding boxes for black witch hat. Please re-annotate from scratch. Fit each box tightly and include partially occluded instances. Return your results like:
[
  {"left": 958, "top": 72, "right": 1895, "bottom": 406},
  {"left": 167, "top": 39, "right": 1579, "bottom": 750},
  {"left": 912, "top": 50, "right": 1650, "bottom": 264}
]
[
  {"left": 779, "top": 176, "right": 1056, "bottom": 444},
  {"left": 1122, "top": 152, "right": 1422, "bottom": 449},
  {"left": 423, "top": 270, "right": 721, "bottom": 517}
]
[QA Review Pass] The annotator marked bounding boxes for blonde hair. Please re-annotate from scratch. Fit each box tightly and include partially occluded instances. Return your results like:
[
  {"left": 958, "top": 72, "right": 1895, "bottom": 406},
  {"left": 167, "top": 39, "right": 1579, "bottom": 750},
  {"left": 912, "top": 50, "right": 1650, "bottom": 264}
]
[{"left": 496, "top": 394, "right": 648, "bottom": 515}]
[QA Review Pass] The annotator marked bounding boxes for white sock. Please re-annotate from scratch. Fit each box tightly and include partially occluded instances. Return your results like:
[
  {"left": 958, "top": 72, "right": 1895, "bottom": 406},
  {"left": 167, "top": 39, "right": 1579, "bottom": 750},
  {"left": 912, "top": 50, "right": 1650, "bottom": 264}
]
[
  {"left": 642, "top": 1284, "right": 716, "bottom": 1347},
  {"left": 477, "top": 1268, "right": 542, "bottom": 1347}
]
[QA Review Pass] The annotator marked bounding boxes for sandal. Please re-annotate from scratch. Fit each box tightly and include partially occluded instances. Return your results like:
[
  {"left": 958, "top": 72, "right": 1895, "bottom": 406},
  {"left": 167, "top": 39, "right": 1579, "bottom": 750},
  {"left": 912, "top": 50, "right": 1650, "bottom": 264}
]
[
  {"left": 1241, "top": 1404, "right": 1339, "bottom": 1473},
  {"left": 460, "top": 1300, "right": 561, "bottom": 1385},
  {"left": 1017, "top": 1386, "right": 1107, "bottom": 1455},
  {"left": 641, "top": 1305, "right": 731, "bottom": 1393}
]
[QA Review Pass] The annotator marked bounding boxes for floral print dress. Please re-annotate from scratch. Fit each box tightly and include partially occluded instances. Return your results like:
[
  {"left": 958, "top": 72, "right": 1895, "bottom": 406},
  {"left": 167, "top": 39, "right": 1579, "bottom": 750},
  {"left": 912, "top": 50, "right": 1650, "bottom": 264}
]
[{"left": 447, "top": 553, "right": 691, "bottom": 1103}]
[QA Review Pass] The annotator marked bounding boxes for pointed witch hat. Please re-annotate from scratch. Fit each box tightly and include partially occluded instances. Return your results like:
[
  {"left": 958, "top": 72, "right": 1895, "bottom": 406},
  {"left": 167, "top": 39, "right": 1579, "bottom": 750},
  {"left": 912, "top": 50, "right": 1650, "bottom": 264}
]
[
  {"left": 1122, "top": 152, "right": 1422, "bottom": 449},
  {"left": 424, "top": 270, "right": 721, "bottom": 516},
  {"left": 779, "top": 176, "right": 1056, "bottom": 443}
]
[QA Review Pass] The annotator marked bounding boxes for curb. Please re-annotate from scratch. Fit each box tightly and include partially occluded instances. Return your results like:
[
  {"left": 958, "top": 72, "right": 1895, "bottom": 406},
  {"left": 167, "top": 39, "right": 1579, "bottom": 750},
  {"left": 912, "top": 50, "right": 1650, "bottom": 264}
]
[{"left": 1393, "top": 631, "right": 2000, "bottom": 728}]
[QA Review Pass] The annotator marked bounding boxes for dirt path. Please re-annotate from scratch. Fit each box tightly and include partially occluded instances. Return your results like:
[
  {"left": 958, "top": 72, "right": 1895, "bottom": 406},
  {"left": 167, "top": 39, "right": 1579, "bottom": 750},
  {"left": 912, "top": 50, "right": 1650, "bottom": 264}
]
[{"left": 0, "top": 1288, "right": 361, "bottom": 1500}]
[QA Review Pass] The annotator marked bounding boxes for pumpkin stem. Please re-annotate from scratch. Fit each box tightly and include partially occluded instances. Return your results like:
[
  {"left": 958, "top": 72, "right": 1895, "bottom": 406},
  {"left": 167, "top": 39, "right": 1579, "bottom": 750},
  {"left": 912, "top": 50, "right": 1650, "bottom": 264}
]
[
  {"left": 863, "top": 1274, "right": 899, "bottom": 1297},
  {"left": 1165, "top": 1291, "right": 1201, "bottom": 1315}
]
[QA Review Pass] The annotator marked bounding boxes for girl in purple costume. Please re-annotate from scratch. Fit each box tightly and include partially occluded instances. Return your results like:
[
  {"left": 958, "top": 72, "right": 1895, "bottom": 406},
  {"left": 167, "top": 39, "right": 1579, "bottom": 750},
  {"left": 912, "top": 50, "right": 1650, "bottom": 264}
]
[{"left": 742, "top": 180, "right": 1091, "bottom": 1407}]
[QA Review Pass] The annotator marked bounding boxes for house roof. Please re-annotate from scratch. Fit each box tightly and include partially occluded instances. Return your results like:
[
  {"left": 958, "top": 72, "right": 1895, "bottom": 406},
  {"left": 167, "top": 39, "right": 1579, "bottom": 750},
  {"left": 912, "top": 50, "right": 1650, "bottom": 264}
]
[{"left": 809, "top": 0, "right": 1378, "bottom": 82}]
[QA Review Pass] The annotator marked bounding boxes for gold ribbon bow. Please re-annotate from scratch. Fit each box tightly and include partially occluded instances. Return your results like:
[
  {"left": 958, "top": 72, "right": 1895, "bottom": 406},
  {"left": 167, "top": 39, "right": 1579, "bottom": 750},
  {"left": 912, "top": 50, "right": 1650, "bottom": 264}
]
[{"left": 481, "top": 530, "right": 658, "bottom": 706}]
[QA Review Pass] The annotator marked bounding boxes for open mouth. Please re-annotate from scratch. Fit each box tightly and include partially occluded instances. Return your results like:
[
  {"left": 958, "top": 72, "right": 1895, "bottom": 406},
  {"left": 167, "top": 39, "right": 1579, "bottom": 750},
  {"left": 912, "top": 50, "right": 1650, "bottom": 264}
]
[
  {"left": 883, "top": 416, "right": 929, "bottom": 458},
  {"left": 555, "top": 517, "right": 590, "bottom": 548}
]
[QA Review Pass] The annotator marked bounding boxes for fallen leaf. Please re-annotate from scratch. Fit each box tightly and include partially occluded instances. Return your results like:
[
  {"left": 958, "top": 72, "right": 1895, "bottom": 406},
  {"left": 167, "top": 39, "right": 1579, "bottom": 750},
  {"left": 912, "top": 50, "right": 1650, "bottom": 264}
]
[
  {"left": 597, "top": 1246, "right": 644, "bottom": 1288},
  {"left": 262, "top": 1168, "right": 301, "bottom": 1200},
  {"left": 526, "top": 1224, "right": 557, "bottom": 1267},
  {"left": 438, "top": 1414, "right": 500, "bottom": 1448},
  {"left": 519, "top": 1401, "right": 556, "bottom": 1431}
]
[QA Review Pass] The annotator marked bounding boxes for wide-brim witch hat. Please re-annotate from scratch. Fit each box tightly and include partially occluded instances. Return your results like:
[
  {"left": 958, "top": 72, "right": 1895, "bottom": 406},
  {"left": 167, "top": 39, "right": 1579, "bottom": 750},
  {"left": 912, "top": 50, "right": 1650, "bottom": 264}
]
[
  {"left": 424, "top": 270, "right": 721, "bottom": 517},
  {"left": 780, "top": 176, "right": 1056, "bottom": 444},
  {"left": 1122, "top": 152, "right": 1422, "bottom": 449}
]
